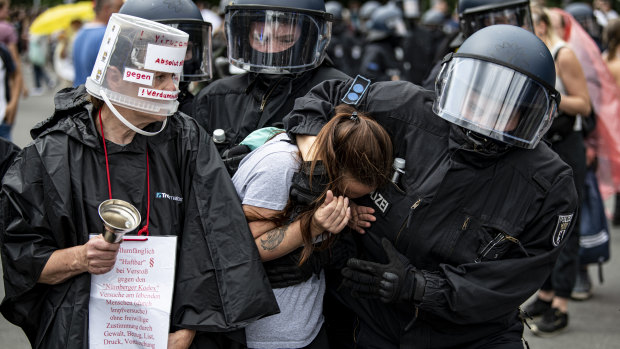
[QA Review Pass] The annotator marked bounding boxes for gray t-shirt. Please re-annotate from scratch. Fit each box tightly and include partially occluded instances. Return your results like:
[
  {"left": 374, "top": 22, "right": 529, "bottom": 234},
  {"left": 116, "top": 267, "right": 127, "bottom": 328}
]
[{"left": 232, "top": 133, "right": 326, "bottom": 349}]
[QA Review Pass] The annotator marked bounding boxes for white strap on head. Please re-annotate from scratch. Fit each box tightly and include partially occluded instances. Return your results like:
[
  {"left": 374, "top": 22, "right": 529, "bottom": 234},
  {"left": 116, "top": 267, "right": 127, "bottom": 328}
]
[{"left": 100, "top": 89, "right": 168, "bottom": 137}]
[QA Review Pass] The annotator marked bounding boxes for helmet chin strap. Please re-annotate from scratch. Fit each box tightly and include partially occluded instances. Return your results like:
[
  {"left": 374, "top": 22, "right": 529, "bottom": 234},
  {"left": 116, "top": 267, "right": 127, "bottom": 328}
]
[{"left": 100, "top": 89, "right": 168, "bottom": 137}]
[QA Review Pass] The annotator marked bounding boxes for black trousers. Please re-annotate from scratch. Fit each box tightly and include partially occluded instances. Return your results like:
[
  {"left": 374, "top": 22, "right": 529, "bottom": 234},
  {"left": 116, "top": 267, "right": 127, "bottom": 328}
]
[{"left": 541, "top": 131, "right": 586, "bottom": 298}]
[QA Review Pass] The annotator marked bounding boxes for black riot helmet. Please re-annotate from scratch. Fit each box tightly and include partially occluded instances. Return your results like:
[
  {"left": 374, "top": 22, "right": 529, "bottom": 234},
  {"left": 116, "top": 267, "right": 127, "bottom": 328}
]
[
  {"left": 565, "top": 2, "right": 602, "bottom": 42},
  {"left": 225, "top": 0, "right": 333, "bottom": 74},
  {"left": 119, "top": 0, "right": 213, "bottom": 82},
  {"left": 366, "top": 3, "right": 408, "bottom": 41},
  {"left": 458, "top": 0, "right": 534, "bottom": 39},
  {"left": 434, "top": 25, "right": 560, "bottom": 149},
  {"left": 325, "top": 1, "right": 343, "bottom": 20},
  {"left": 359, "top": 1, "right": 381, "bottom": 21}
]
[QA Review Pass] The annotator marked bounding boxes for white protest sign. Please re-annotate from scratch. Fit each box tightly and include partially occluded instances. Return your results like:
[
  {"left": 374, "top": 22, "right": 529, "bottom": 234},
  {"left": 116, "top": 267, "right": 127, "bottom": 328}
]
[
  {"left": 89, "top": 236, "right": 177, "bottom": 349},
  {"left": 144, "top": 44, "right": 186, "bottom": 74},
  {"left": 124, "top": 68, "right": 154, "bottom": 86},
  {"left": 138, "top": 87, "right": 180, "bottom": 100}
]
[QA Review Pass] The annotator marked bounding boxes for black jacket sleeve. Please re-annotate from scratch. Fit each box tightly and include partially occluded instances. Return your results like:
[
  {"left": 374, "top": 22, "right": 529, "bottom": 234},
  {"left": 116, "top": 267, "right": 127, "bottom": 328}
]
[
  {"left": 171, "top": 120, "right": 279, "bottom": 332},
  {"left": 419, "top": 172, "right": 578, "bottom": 324}
]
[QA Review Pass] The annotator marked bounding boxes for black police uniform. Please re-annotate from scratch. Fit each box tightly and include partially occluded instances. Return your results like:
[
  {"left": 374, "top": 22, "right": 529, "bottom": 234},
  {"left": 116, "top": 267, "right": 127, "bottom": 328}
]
[
  {"left": 359, "top": 39, "right": 405, "bottom": 82},
  {"left": 284, "top": 78, "right": 579, "bottom": 349},
  {"left": 192, "top": 58, "right": 349, "bottom": 156}
]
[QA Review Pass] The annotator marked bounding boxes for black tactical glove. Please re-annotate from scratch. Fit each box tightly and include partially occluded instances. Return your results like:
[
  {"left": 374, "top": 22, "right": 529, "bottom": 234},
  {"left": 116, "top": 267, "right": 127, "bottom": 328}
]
[
  {"left": 341, "top": 238, "right": 424, "bottom": 304},
  {"left": 221, "top": 144, "right": 251, "bottom": 176},
  {"left": 265, "top": 239, "right": 355, "bottom": 288},
  {"left": 264, "top": 249, "right": 317, "bottom": 289}
]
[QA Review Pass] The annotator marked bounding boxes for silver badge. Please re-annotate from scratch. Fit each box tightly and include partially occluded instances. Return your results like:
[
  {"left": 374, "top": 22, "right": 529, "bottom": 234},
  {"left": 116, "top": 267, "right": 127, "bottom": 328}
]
[{"left": 552, "top": 214, "right": 574, "bottom": 247}]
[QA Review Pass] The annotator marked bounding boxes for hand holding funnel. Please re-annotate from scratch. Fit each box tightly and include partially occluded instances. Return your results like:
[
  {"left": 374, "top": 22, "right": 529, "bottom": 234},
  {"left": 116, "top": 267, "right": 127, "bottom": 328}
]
[{"left": 98, "top": 199, "right": 142, "bottom": 243}]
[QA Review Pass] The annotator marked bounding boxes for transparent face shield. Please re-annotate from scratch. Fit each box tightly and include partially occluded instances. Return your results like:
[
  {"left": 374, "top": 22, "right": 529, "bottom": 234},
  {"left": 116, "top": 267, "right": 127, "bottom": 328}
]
[
  {"left": 160, "top": 19, "right": 213, "bottom": 82},
  {"left": 433, "top": 57, "right": 559, "bottom": 149},
  {"left": 86, "top": 14, "right": 188, "bottom": 118},
  {"left": 462, "top": 3, "right": 534, "bottom": 37},
  {"left": 226, "top": 7, "right": 332, "bottom": 74}
]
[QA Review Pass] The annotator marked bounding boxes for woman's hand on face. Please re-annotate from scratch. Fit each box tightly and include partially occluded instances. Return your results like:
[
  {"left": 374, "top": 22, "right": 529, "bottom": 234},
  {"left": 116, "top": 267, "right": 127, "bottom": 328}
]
[
  {"left": 312, "top": 190, "right": 351, "bottom": 236},
  {"left": 81, "top": 235, "right": 121, "bottom": 275},
  {"left": 348, "top": 203, "right": 376, "bottom": 234}
]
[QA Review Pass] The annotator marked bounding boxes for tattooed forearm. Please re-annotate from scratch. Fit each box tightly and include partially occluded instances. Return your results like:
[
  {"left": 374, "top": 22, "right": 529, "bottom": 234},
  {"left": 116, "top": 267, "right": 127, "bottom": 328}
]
[{"left": 260, "top": 225, "right": 288, "bottom": 251}]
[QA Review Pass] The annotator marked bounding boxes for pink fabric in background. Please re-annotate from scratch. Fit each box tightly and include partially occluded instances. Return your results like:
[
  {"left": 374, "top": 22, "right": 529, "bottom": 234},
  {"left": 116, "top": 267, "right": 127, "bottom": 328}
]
[{"left": 553, "top": 8, "right": 620, "bottom": 200}]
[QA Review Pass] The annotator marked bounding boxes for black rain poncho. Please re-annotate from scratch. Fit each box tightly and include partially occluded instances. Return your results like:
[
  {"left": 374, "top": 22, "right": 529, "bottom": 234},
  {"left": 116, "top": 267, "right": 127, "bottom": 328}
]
[{"left": 0, "top": 86, "right": 279, "bottom": 348}]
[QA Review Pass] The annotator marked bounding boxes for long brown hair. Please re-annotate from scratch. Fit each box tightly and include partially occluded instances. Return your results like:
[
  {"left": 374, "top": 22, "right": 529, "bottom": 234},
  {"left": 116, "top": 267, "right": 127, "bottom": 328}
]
[
  {"left": 604, "top": 18, "right": 620, "bottom": 61},
  {"left": 295, "top": 104, "right": 393, "bottom": 264}
]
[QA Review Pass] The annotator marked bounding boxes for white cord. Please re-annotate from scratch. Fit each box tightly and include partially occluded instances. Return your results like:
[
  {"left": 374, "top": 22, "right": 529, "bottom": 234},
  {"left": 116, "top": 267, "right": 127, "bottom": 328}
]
[{"left": 100, "top": 89, "right": 168, "bottom": 137}]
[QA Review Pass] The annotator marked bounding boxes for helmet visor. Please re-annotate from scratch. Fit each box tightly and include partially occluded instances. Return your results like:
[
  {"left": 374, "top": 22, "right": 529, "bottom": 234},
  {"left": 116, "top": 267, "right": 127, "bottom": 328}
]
[
  {"left": 433, "top": 57, "right": 557, "bottom": 149},
  {"left": 462, "top": 3, "right": 533, "bottom": 36},
  {"left": 226, "top": 8, "right": 331, "bottom": 74},
  {"left": 160, "top": 20, "right": 213, "bottom": 82}
]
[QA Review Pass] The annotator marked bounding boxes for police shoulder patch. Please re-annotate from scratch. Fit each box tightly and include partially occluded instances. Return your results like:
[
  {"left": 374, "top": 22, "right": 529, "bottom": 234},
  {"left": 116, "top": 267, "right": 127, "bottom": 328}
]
[
  {"left": 370, "top": 190, "right": 390, "bottom": 215},
  {"left": 552, "top": 213, "right": 574, "bottom": 247}
]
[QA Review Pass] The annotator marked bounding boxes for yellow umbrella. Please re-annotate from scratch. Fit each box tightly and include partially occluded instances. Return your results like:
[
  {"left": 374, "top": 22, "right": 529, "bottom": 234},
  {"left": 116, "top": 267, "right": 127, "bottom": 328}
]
[{"left": 29, "top": 1, "right": 95, "bottom": 35}]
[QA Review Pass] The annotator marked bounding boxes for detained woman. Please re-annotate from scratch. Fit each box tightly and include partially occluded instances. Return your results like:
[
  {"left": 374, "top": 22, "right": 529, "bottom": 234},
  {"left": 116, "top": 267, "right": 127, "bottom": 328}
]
[{"left": 232, "top": 104, "right": 393, "bottom": 349}]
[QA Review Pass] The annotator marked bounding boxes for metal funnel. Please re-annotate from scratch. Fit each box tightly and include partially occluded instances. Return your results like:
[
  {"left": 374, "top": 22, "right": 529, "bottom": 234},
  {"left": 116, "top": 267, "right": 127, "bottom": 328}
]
[{"left": 98, "top": 199, "right": 142, "bottom": 243}]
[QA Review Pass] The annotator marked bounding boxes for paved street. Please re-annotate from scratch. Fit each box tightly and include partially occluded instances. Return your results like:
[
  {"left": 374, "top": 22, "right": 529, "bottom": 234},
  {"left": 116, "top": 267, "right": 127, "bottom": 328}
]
[{"left": 0, "top": 64, "right": 619, "bottom": 348}]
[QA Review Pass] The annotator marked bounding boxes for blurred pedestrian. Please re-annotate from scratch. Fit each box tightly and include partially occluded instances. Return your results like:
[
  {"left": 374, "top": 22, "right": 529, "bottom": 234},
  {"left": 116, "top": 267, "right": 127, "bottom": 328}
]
[
  {"left": 53, "top": 19, "right": 83, "bottom": 87},
  {"left": 0, "top": 43, "right": 17, "bottom": 140},
  {"left": 603, "top": 19, "right": 620, "bottom": 228},
  {"left": 27, "top": 33, "right": 54, "bottom": 96},
  {"left": 594, "top": 0, "right": 618, "bottom": 28},
  {"left": 524, "top": 5, "right": 591, "bottom": 337},
  {"left": 0, "top": 0, "right": 22, "bottom": 138},
  {"left": 72, "top": 0, "right": 123, "bottom": 87}
]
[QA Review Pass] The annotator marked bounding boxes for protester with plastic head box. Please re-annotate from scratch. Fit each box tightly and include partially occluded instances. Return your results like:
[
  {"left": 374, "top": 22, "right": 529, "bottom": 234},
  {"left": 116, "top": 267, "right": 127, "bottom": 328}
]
[
  {"left": 192, "top": 0, "right": 350, "bottom": 176},
  {"left": 281, "top": 24, "right": 578, "bottom": 348},
  {"left": 0, "top": 13, "right": 278, "bottom": 349},
  {"left": 118, "top": 0, "right": 213, "bottom": 115}
]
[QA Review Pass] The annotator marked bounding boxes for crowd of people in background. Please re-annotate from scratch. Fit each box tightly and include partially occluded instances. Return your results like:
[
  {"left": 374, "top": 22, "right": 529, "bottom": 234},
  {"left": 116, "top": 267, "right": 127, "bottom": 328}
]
[{"left": 0, "top": 0, "right": 619, "bottom": 348}]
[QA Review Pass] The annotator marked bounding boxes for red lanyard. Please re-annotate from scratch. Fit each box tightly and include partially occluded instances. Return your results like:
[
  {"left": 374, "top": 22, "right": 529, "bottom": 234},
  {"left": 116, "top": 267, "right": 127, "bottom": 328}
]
[{"left": 98, "top": 109, "right": 151, "bottom": 236}]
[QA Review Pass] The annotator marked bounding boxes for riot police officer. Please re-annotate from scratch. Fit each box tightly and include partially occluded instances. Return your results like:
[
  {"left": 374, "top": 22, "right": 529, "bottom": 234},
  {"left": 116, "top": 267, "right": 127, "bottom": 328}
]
[
  {"left": 565, "top": 2, "right": 604, "bottom": 50},
  {"left": 192, "top": 0, "right": 349, "bottom": 174},
  {"left": 118, "top": 0, "right": 213, "bottom": 115},
  {"left": 422, "top": 0, "right": 535, "bottom": 89},
  {"left": 359, "top": 3, "right": 408, "bottom": 82},
  {"left": 325, "top": 1, "right": 363, "bottom": 77},
  {"left": 283, "top": 24, "right": 578, "bottom": 349}
]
